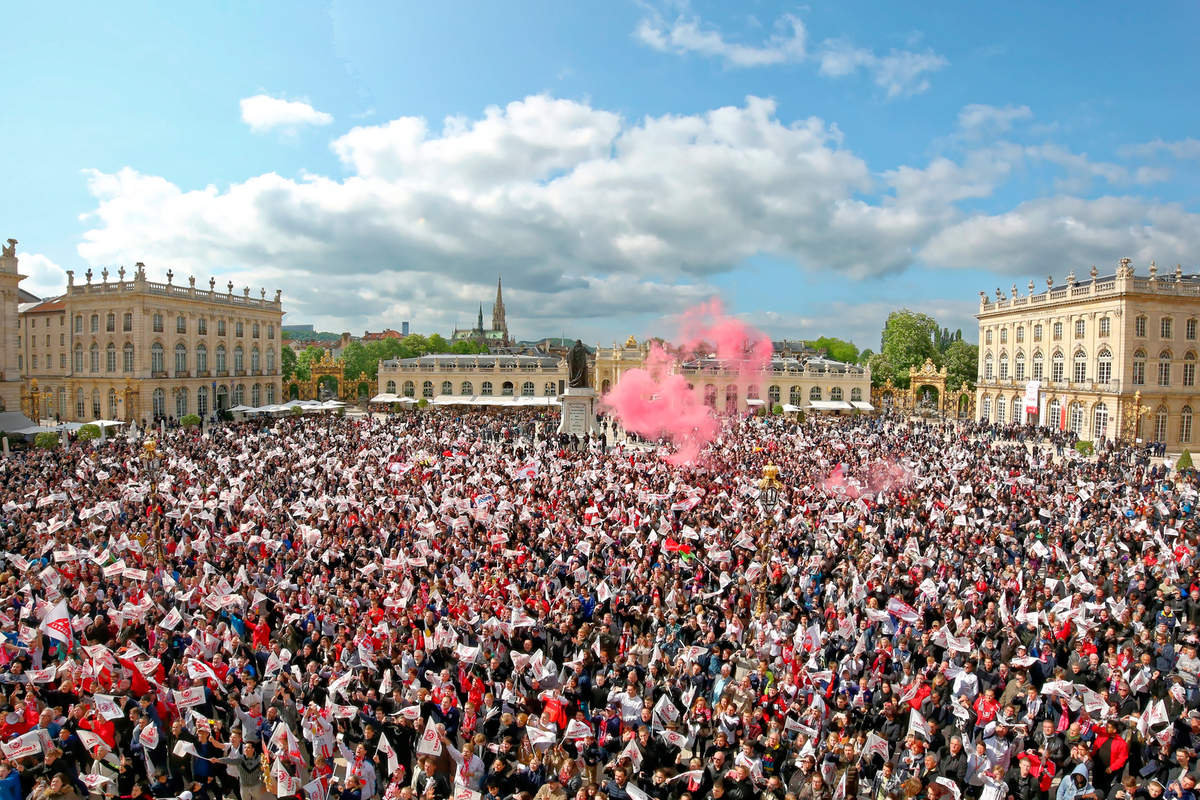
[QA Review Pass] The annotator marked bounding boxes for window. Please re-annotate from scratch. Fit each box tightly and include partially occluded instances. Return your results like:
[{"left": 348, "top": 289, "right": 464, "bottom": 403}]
[
  {"left": 1051, "top": 351, "right": 1064, "bottom": 382},
  {"left": 403, "top": 380, "right": 415, "bottom": 397},
  {"left": 704, "top": 385, "right": 717, "bottom": 408},
  {"left": 768, "top": 385, "right": 781, "bottom": 405},
  {"left": 197, "top": 386, "right": 208, "bottom": 417},
  {"left": 1048, "top": 399, "right": 1060, "bottom": 429},
  {"left": 461, "top": 381, "right": 474, "bottom": 395},
  {"left": 59, "top": 354, "right": 65, "bottom": 369},
  {"left": 251, "top": 384, "right": 261, "bottom": 406},
  {"left": 174, "top": 315, "right": 184, "bottom": 334},
  {"left": 790, "top": 386, "right": 803, "bottom": 405},
  {"left": 522, "top": 381, "right": 534, "bottom": 397},
  {"left": 217, "top": 320, "right": 226, "bottom": 336},
  {"left": 105, "top": 343, "right": 116, "bottom": 373},
  {"left": 981, "top": 396, "right": 991, "bottom": 422},
  {"left": 830, "top": 387, "right": 843, "bottom": 401},
  {"left": 266, "top": 349, "right": 275, "bottom": 373},
  {"left": 985, "top": 330, "right": 993, "bottom": 345},
  {"left": 1012, "top": 397, "right": 1022, "bottom": 425},
  {"left": 1073, "top": 350, "right": 1087, "bottom": 384},
  {"left": 1033, "top": 324, "right": 1043, "bottom": 342},
  {"left": 175, "top": 343, "right": 188, "bottom": 375},
  {"left": 1162, "top": 317, "right": 1174, "bottom": 339},
  {"left": 1015, "top": 326, "right": 1024, "bottom": 343},
  {"left": 90, "top": 314, "right": 98, "bottom": 333},
  {"left": 1097, "top": 349, "right": 1112, "bottom": 384},
  {"left": 1052, "top": 322, "right": 1063, "bottom": 341},
  {"left": 1186, "top": 352, "right": 1196, "bottom": 388},
  {"left": 76, "top": 389, "right": 86, "bottom": 419},
  {"left": 423, "top": 381, "right": 434, "bottom": 398},
  {"left": 121, "top": 312, "right": 131, "bottom": 332},
  {"left": 234, "top": 384, "right": 245, "bottom": 406},
  {"left": 999, "top": 354, "right": 1009, "bottom": 380},
  {"left": 89, "top": 344, "right": 99, "bottom": 373},
  {"left": 152, "top": 313, "right": 163, "bottom": 333},
  {"left": 151, "top": 342, "right": 164, "bottom": 374},
  {"left": 251, "top": 346, "right": 260, "bottom": 373},
  {"left": 198, "top": 318, "right": 207, "bottom": 335},
  {"left": 1155, "top": 407, "right": 1168, "bottom": 443},
  {"left": 74, "top": 315, "right": 82, "bottom": 333},
  {"left": 267, "top": 324, "right": 275, "bottom": 340},
  {"left": 544, "top": 382, "right": 555, "bottom": 396},
  {"left": 1032, "top": 352, "right": 1044, "bottom": 381},
  {"left": 1099, "top": 317, "right": 1110, "bottom": 337},
  {"left": 984, "top": 353, "right": 994, "bottom": 380},
  {"left": 216, "top": 345, "right": 226, "bottom": 373},
  {"left": 73, "top": 345, "right": 83, "bottom": 373},
  {"left": 235, "top": 321, "right": 244, "bottom": 337},
  {"left": 1093, "top": 403, "right": 1108, "bottom": 439},
  {"left": 106, "top": 313, "right": 115, "bottom": 332},
  {"left": 1015, "top": 352, "right": 1026, "bottom": 381},
  {"left": 481, "top": 381, "right": 493, "bottom": 396},
  {"left": 1000, "top": 328, "right": 1008, "bottom": 344},
  {"left": 1069, "top": 402, "right": 1084, "bottom": 435},
  {"left": 196, "top": 344, "right": 207, "bottom": 374},
  {"left": 809, "top": 386, "right": 822, "bottom": 401},
  {"left": 91, "top": 388, "right": 101, "bottom": 419},
  {"left": 176, "top": 388, "right": 188, "bottom": 418},
  {"left": 442, "top": 381, "right": 453, "bottom": 395},
  {"left": 1133, "top": 350, "right": 1146, "bottom": 385},
  {"left": 385, "top": 380, "right": 397, "bottom": 394},
  {"left": 1189, "top": 319, "right": 1198, "bottom": 341},
  {"left": 851, "top": 387, "right": 862, "bottom": 402},
  {"left": 152, "top": 388, "right": 165, "bottom": 418},
  {"left": 266, "top": 384, "right": 275, "bottom": 404},
  {"left": 1074, "top": 319, "right": 1085, "bottom": 339},
  {"left": 501, "top": 381, "right": 514, "bottom": 396},
  {"left": 997, "top": 397, "right": 1006, "bottom": 424},
  {"left": 1136, "top": 315, "right": 1147, "bottom": 337},
  {"left": 1183, "top": 406, "right": 1194, "bottom": 444},
  {"left": 234, "top": 345, "right": 244, "bottom": 373},
  {"left": 1160, "top": 351, "right": 1172, "bottom": 386},
  {"left": 30, "top": 356, "right": 36, "bottom": 370}
]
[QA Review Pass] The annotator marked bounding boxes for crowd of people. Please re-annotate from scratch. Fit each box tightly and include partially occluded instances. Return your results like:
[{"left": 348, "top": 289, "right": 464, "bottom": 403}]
[{"left": 0, "top": 407, "right": 1196, "bottom": 800}]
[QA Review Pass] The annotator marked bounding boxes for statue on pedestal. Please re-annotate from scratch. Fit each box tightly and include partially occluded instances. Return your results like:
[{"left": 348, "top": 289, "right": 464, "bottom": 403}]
[{"left": 568, "top": 340, "right": 589, "bottom": 389}]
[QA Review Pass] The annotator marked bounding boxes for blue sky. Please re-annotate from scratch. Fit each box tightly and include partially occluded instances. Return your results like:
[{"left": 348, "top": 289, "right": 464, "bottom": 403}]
[{"left": 5, "top": 1, "right": 1200, "bottom": 350}]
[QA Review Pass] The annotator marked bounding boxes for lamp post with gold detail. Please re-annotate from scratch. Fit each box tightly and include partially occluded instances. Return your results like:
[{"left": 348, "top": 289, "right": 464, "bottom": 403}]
[
  {"left": 755, "top": 464, "right": 784, "bottom": 616},
  {"left": 1121, "top": 390, "right": 1152, "bottom": 444}
]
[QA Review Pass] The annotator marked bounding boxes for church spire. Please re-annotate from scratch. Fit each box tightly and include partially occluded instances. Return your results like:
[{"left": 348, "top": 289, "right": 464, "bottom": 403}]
[
  {"left": 492, "top": 275, "right": 508, "bottom": 343},
  {"left": 477, "top": 304, "right": 484, "bottom": 334}
]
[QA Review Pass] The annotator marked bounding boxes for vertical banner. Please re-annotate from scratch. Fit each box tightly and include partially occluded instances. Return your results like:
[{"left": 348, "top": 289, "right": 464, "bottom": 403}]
[{"left": 1023, "top": 381, "right": 1040, "bottom": 418}]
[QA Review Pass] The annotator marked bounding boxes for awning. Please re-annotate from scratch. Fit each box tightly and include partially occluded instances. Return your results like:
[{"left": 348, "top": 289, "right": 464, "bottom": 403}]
[
  {"left": 851, "top": 401, "right": 875, "bottom": 411},
  {"left": 369, "top": 393, "right": 400, "bottom": 404},
  {"left": 745, "top": 398, "right": 764, "bottom": 406},
  {"left": 229, "top": 404, "right": 256, "bottom": 412},
  {"left": 807, "top": 400, "right": 853, "bottom": 410},
  {"left": 781, "top": 403, "right": 802, "bottom": 413},
  {"left": 88, "top": 419, "right": 127, "bottom": 427}
]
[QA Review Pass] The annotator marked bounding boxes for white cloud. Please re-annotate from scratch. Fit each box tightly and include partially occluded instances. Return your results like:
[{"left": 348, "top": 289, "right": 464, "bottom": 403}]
[
  {"left": 239, "top": 94, "right": 333, "bottom": 133},
  {"left": 15, "top": 252, "right": 69, "bottom": 299},
  {"left": 1120, "top": 138, "right": 1200, "bottom": 160},
  {"left": 817, "top": 40, "right": 948, "bottom": 97},
  {"left": 956, "top": 103, "right": 1032, "bottom": 138},
  {"left": 634, "top": 13, "right": 805, "bottom": 67}
]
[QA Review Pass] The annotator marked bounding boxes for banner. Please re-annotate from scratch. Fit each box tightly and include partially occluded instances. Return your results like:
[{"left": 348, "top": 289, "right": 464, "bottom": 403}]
[{"left": 1023, "top": 381, "right": 1040, "bottom": 417}]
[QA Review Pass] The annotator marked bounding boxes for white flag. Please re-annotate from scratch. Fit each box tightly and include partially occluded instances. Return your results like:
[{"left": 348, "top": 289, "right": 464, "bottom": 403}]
[{"left": 40, "top": 600, "right": 72, "bottom": 644}]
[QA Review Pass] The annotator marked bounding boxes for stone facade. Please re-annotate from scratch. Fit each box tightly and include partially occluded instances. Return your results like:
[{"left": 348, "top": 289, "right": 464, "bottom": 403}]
[
  {"left": 378, "top": 353, "right": 566, "bottom": 399},
  {"left": 0, "top": 241, "right": 23, "bottom": 413},
  {"left": 976, "top": 260, "right": 1200, "bottom": 448},
  {"left": 18, "top": 263, "right": 283, "bottom": 424}
]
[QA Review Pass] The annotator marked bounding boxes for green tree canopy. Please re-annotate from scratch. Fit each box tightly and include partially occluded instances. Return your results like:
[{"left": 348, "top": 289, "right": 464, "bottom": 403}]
[
  {"left": 942, "top": 340, "right": 979, "bottom": 391},
  {"left": 879, "top": 310, "right": 939, "bottom": 388},
  {"left": 281, "top": 346, "right": 297, "bottom": 381},
  {"left": 808, "top": 336, "right": 860, "bottom": 364}
]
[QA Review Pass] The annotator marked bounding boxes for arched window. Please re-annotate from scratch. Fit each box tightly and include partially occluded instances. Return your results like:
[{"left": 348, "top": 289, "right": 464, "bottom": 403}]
[
  {"left": 999, "top": 352, "right": 1009, "bottom": 380},
  {"left": 73, "top": 344, "right": 83, "bottom": 373},
  {"left": 175, "top": 343, "right": 187, "bottom": 375},
  {"left": 106, "top": 389, "right": 117, "bottom": 418},
  {"left": 747, "top": 384, "right": 760, "bottom": 400},
  {"left": 197, "top": 386, "right": 208, "bottom": 417},
  {"left": 175, "top": 388, "right": 188, "bottom": 418},
  {"left": 1032, "top": 351, "right": 1044, "bottom": 381},
  {"left": 768, "top": 385, "right": 781, "bottom": 405},
  {"left": 75, "top": 388, "right": 86, "bottom": 419},
  {"left": 704, "top": 384, "right": 717, "bottom": 408},
  {"left": 1047, "top": 399, "right": 1060, "bottom": 429},
  {"left": 266, "top": 349, "right": 275, "bottom": 373},
  {"left": 981, "top": 396, "right": 991, "bottom": 422},
  {"left": 725, "top": 384, "right": 738, "bottom": 410},
  {"left": 442, "top": 381, "right": 453, "bottom": 395},
  {"left": 1015, "top": 352, "right": 1026, "bottom": 381},
  {"left": 1133, "top": 349, "right": 1146, "bottom": 385},
  {"left": 56, "top": 388, "right": 65, "bottom": 417},
  {"left": 830, "top": 387, "right": 843, "bottom": 401},
  {"left": 234, "top": 384, "right": 245, "bottom": 406},
  {"left": 789, "top": 386, "right": 802, "bottom": 405},
  {"left": 495, "top": 380, "right": 510, "bottom": 396},
  {"left": 1069, "top": 402, "right": 1084, "bottom": 435},
  {"left": 544, "top": 382, "right": 555, "bottom": 396},
  {"left": 1033, "top": 323, "right": 1043, "bottom": 342},
  {"left": 105, "top": 343, "right": 116, "bottom": 373},
  {"left": 251, "top": 346, "right": 260, "bottom": 373},
  {"left": 462, "top": 382, "right": 474, "bottom": 395},
  {"left": 1186, "top": 352, "right": 1197, "bottom": 388},
  {"left": 216, "top": 344, "right": 227, "bottom": 374},
  {"left": 234, "top": 345, "right": 244, "bottom": 373},
  {"left": 152, "top": 389, "right": 165, "bottom": 418},
  {"left": 1182, "top": 406, "right": 1194, "bottom": 444},
  {"left": 1011, "top": 396, "right": 1022, "bottom": 424},
  {"left": 89, "top": 344, "right": 99, "bottom": 373},
  {"left": 996, "top": 396, "right": 1006, "bottom": 424},
  {"left": 1051, "top": 351, "right": 1064, "bottom": 382},
  {"left": 984, "top": 353, "right": 994, "bottom": 380},
  {"left": 1096, "top": 349, "right": 1112, "bottom": 384},
  {"left": 251, "top": 384, "right": 261, "bottom": 406},
  {"left": 1155, "top": 406, "right": 1169, "bottom": 442},
  {"left": 851, "top": 387, "right": 862, "bottom": 402},
  {"left": 809, "top": 386, "right": 822, "bottom": 401},
  {"left": 1093, "top": 402, "right": 1109, "bottom": 440},
  {"left": 422, "top": 381, "right": 434, "bottom": 398},
  {"left": 266, "top": 384, "right": 275, "bottom": 404},
  {"left": 1072, "top": 350, "right": 1086, "bottom": 384},
  {"left": 522, "top": 381, "right": 534, "bottom": 397},
  {"left": 481, "top": 381, "right": 493, "bottom": 396},
  {"left": 403, "top": 381, "right": 415, "bottom": 397},
  {"left": 196, "top": 344, "right": 207, "bottom": 374},
  {"left": 1159, "top": 350, "right": 1172, "bottom": 386}
]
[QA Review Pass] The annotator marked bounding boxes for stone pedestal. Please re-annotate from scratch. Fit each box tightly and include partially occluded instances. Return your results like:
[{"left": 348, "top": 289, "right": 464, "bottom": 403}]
[{"left": 558, "top": 387, "right": 599, "bottom": 436}]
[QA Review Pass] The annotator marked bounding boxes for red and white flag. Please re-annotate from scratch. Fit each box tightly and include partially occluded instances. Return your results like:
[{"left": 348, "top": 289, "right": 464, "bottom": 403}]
[
  {"left": 511, "top": 461, "right": 539, "bottom": 480},
  {"left": 1, "top": 731, "right": 42, "bottom": 760},
  {"left": 416, "top": 720, "right": 443, "bottom": 756},
  {"left": 139, "top": 723, "right": 160, "bottom": 750},
  {"left": 40, "top": 600, "right": 72, "bottom": 644},
  {"left": 174, "top": 687, "right": 206, "bottom": 709}
]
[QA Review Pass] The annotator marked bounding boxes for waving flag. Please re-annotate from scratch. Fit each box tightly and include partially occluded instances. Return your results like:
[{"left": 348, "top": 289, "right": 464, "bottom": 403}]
[{"left": 41, "top": 600, "right": 72, "bottom": 644}]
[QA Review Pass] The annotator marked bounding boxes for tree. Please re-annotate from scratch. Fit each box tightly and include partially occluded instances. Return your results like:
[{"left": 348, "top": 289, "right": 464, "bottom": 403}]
[
  {"left": 879, "top": 310, "right": 939, "bottom": 388},
  {"left": 427, "top": 333, "right": 449, "bottom": 353},
  {"left": 867, "top": 352, "right": 897, "bottom": 387},
  {"left": 450, "top": 340, "right": 488, "bottom": 355},
  {"left": 292, "top": 345, "right": 324, "bottom": 383},
  {"left": 35, "top": 432, "right": 59, "bottom": 449},
  {"left": 809, "top": 336, "right": 860, "bottom": 364},
  {"left": 942, "top": 340, "right": 979, "bottom": 391},
  {"left": 281, "top": 346, "right": 297, "bottom": 381},
  {"left": 180, "top": 414, "right": 201, "bottom": 428},
  {"left": 76, "top": 424, "right": 101, "bottom": 442},
  {"left": 1178, "top": 449, "right": 1194, "bottom": 471}
]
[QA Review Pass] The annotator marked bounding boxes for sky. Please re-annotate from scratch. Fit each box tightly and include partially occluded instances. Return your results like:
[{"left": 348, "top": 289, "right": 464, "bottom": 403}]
[{"left": 5, "top": 1, "right": 1200, "bottom": 351}]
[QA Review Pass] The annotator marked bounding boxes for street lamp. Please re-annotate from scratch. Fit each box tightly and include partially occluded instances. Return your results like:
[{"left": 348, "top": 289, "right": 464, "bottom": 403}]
[
  {"left": 755, "top": 463, "right": 785, "bottom": 616},
  {"left": 140, "top": 439, "right": 164, "bottom": 563}
]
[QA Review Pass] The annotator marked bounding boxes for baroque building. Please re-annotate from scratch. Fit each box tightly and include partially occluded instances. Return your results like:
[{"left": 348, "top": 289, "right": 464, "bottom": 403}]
[
  {"left": 17, "top": 261, "right": 283, "bottom": 423},
  {"left": 0, "top": 240, "right": 24, "bottom": 413},
  {"left": 976, "top": 259, "right": 1200, "bottom": 448},
  {"left": 378, "top": 353, "right": 566, "bottom": 402}
]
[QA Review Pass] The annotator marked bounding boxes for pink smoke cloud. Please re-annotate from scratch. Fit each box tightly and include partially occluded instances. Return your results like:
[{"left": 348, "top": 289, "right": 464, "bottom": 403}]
[
  {"left": 603, "top": 299, "right": 773, "bottom": 465},
  {"left": 821, "top": 460, "right": 912, "bottom": 499}
]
